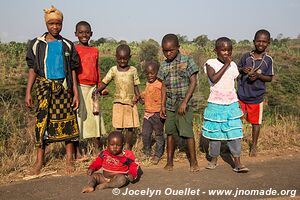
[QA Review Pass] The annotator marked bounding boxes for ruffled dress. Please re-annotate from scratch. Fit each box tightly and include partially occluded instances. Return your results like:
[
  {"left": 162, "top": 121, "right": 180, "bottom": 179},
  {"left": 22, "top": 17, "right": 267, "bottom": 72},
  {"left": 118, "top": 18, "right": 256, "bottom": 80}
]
[
  {"left": 202, "top": 59, "right": 243, "bottom": 140},
  {"left": 202, "top": 102, "right": 243, "bottom": 140}
]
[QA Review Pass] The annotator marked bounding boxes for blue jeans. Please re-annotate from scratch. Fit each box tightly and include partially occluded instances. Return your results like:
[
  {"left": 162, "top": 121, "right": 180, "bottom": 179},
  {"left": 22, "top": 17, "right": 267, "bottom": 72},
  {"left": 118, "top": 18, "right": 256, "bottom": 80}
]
[{"left": 142, "top": 113, "right": 165, "bottom": 158}]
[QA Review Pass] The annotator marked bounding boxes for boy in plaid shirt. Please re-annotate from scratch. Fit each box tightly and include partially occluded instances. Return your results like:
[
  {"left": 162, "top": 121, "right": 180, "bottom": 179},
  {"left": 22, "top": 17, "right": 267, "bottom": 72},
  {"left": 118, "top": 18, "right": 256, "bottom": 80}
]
[{"left": 157, "top": 34, "right": 199, "bottom": 172}]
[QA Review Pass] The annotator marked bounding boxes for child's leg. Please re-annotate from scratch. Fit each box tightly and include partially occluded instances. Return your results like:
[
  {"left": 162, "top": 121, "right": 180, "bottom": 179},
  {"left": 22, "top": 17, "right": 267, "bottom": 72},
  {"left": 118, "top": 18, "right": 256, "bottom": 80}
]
[
  {"left": 93, "top": 137, "right": 102, "bottom": 156},
  {"left": 65, "top": 141, "right": 75, "bottom": 173},
  {"left": 227, "top": 139, "right": 249, "bottom": 172},
  {"left": 124, "top": 128, "right": 135, "bottom": 150},
  {"left": 209, "top": 140, "right": 221, "bottom": 158},
  {"left": 141, "top": 118, "right": 153, "bottom": 157},
  {"left": 97, "top": 174, "right": 128, "bottom": 190},
  {"left": 164, "top": 134, "right": 175, "bottom": 171},
  {"left": 250, "top": 124, "right": 260, "bottom": 156},
  {"left": 31, "top": 146, "right": 45, "bottom": 175},
  {"left": 186, "top": 137, "right": 199, "bottom": 172},
  {"left": 205, "top": 140, "right": 220, "bottom": 170},
  {"left": 82, "top": 173, "right": 108, "bottom": 193},
  {"left": 152, "top": 114, "right": 165, "bottom": 160}
]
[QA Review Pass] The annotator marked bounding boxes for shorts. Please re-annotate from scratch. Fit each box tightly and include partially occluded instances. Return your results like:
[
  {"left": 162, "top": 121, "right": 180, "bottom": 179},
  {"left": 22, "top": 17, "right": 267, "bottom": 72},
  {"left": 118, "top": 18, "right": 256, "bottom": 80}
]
[
  {"left": 165, "top": 106, "right": 194, "bottom": 138},
  {"left": 239, "top": 100, "right": 263, "bottom": 125}
]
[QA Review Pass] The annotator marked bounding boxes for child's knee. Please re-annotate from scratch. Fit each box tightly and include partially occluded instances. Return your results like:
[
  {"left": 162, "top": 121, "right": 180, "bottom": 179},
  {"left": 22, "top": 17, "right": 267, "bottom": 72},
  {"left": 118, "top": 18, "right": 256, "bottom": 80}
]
[{"left": 107, "top": 174, "right": 128, "bottom": 188}]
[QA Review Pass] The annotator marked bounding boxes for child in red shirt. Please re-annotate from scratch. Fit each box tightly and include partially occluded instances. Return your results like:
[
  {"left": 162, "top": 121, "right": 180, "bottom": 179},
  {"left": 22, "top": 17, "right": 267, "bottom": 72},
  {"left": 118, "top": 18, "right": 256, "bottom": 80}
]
[
  {"left": 82, "top": 131, "right": 139, "bottom": 193},
  {"left": 74, "top": 21, "right": 107, "bottom": 160}
]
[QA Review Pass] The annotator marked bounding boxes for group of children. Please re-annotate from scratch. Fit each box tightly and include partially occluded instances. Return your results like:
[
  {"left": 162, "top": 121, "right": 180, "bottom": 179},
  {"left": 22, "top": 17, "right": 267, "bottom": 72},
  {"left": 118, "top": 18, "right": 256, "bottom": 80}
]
[{"left": 25, "top": 6, "right": 273, "bottom": 192}]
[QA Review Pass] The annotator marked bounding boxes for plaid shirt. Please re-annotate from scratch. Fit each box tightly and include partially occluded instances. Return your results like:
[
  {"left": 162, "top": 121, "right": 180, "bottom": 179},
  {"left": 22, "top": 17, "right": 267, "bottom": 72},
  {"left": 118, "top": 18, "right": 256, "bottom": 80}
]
[{"left": 157, "top": 53, "right": 199, "bottom": 111}]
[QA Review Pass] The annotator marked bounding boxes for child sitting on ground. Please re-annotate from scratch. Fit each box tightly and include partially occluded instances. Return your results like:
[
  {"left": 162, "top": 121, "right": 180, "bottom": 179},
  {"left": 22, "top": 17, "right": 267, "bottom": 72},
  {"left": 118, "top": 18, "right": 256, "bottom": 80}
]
[{"left": 82, "top": 131, "right": 139, "bottom": 193}]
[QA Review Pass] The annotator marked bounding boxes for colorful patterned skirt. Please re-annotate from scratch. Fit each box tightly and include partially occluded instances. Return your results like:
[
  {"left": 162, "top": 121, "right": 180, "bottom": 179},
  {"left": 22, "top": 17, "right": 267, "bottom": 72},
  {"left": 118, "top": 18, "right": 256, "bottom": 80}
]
[
  {"left": 35, "top": 76, "right": 79, "bottom": 147},
  {"left": 202, "top": 102, "right": 243, "bottom": 140}
]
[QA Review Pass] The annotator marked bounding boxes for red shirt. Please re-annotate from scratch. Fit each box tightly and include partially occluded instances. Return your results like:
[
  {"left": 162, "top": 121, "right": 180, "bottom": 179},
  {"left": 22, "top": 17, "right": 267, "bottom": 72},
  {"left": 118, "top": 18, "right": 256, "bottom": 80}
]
[
  {"left": 88, "top": 149, "right": 139, "bottom": 179},
  {"left": 75, "top": 45, "right": 100, "bottom": 86}
]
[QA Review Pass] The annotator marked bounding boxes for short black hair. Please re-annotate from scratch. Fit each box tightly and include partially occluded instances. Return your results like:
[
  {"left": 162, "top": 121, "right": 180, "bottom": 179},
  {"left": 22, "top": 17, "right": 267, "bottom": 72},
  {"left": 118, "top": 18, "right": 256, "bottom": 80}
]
[
  {"left": 145, "top": 60, "right": 160, "bottom": 73},
  {"left": 162, "top": 33, "right": 179, "bottom": 47},
  {"left": 254, "top": 29, "right": 271, "bottom": 41},
  {"left": 116, "top": 44, "right": 131, "bottom": 55},
  {"left": 107, "top": 131, "right": 124, "bottom": 144},
  {"left": 215, "top": 37, "right": 232, "bottom": 49},
  {"left": 75, "top": 21, "right": 91, "bottom": 31}
]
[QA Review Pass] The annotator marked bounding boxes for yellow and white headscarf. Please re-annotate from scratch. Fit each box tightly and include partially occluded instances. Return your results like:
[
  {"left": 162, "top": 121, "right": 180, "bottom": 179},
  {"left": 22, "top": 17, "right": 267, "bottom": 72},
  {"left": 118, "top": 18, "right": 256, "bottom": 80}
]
[{"left": 44, "top": 5, "right": 63, "bottom": 23}]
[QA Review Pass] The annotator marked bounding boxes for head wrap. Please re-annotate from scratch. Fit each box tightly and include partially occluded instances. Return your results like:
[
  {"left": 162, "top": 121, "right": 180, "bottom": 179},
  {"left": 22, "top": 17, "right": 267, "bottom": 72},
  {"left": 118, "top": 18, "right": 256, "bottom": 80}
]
[{"left": 44, "top": 6, "right": 63, "bottom": 23}]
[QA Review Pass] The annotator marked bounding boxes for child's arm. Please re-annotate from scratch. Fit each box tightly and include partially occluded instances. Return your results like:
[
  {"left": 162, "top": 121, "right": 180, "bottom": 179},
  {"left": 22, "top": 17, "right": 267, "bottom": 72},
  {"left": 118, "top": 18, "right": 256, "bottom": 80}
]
[
  {"left": 125, "top": 150, "right": 139, "bottom": 181},
  {"left": 87, "top": 156, "right": 103, "bottom": 175},
  {"left": 160, "top": 81, "right": 167, "bottom": 119},
  {"left": 133, "top": 85, "right": 143, "bottom": 104},
  {"left": 248, "top": 73, "right": 273, "bottom": 82},
  {"left": 178, "top": 73, "right": 197, "bottom": 115},
  {"left": 25, "top": 68, "right": 36, "bottom": 108},
  {"left": 71, "top": 70, "right": 79, "bottom": 110},
  {"left": 93, "top": 82, "right": 107, "bottom": 95},
  {"left": 206, "top": 56, "right": 231, "bottom": 84}
]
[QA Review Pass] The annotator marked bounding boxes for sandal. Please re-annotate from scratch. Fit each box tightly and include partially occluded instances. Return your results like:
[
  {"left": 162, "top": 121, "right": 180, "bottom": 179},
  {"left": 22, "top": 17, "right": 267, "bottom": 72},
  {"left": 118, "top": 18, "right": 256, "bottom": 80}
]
[
  {"left": 233, "top": 165, "right": 249, "bottom": 173},
  {"left": 205, "top": 162, "right": 218, "bottom": 170}
]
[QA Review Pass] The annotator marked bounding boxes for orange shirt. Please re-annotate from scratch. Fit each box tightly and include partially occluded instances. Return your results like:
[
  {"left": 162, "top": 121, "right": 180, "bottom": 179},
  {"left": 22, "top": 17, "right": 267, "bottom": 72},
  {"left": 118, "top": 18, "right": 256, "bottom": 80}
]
[
  {"left": 141, "top": 80, "right": 162, "bottom": 113},
  {"left": 75, "top": 45, "right": 100, "bottom": 86}
]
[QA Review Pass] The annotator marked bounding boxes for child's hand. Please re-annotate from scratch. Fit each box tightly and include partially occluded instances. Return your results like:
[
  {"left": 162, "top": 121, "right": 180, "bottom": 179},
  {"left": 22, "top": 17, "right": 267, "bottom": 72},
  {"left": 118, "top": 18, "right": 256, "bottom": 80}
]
[
  {"left": 243, "top": 67, "right": 252, "bottom": 74},
  {"left": 25, "top": 93, "right": 33, "bottom": 108},
  {"left": 160, "top": 106, "right": 167, "bottom": 119},
  {"left": 248, "top": 72, "right": 260, "bottom": 81},
  {"left": 72, "top": 95, "right": 79, "bottom": 111},
  {"left": 139, "top": 98, "right": 144, "bottom": 105},
  {"left": 132, "top": 95, "right": 140, "bottom": 104},
  {"left": 127, "top": 174, "right": 134, "bottom": 182},
  {"left": 224, "top": 56, "right": 232, "bottom": 66},
  {"left": 178, "top": 101, "right": 187, "bottom": 115},
  {"left": 101, "top": 88, "right": 109, "bottom": 96},
  {"left": 87, "top": 169, "right": 94, "bottom": 176}
]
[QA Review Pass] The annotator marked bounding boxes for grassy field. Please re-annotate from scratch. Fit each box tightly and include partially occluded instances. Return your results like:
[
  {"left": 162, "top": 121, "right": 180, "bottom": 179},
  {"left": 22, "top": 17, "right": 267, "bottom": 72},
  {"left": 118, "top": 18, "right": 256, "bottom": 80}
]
[{"left": 0, "top": 38, "right": 299, "bottom": 182}]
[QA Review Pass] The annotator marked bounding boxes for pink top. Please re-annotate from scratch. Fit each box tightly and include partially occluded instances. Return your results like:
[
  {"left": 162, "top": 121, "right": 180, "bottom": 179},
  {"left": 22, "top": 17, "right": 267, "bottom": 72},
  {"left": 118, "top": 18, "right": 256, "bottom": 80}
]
[{"left": 204, "top": 59, "right": 239, "bottom": 105}]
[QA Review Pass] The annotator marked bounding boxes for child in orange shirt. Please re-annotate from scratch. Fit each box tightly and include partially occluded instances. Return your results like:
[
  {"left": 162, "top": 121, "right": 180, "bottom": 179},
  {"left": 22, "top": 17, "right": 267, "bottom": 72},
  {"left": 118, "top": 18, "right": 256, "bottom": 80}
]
[{"left": 141, "top": 61, "right": 165, "bottom": 165}]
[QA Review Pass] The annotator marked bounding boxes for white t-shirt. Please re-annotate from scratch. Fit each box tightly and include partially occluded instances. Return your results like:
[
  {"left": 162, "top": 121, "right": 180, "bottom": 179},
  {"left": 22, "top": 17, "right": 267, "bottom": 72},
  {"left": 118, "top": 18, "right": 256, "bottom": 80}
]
[{"left": 204, "top": 58, "right": 239, "bottom": 105}]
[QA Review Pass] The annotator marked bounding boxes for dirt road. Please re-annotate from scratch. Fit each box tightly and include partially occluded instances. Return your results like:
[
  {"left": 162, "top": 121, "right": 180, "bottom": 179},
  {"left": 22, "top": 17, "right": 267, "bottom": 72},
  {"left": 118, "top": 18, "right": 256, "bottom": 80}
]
[{"left": 0, "top": 153, "right": 299, "bottom": 200}]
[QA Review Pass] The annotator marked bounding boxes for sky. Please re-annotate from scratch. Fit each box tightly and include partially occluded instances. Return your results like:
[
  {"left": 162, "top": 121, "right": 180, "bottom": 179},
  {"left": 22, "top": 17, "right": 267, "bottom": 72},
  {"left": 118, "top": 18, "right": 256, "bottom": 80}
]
[{"left": 0, "top": 0, "right": 299, "bottom": 43}]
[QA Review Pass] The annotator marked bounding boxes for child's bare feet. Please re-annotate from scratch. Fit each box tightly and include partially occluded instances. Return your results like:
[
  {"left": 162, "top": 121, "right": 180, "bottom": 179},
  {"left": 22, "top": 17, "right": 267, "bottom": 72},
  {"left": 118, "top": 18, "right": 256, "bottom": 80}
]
[
  {"left": 190, "top": 164, "right": 200, "bottom": 172},
  {"left": 96, "top": 183, "right": 109, "bottom": 190},
  {"left": 164, "top": 164, "right": 173, "bottom": 171},
  {"left": 66, "top": 161, "right": 75, "bottom": 174},
  {"left": 81, "top": 186, "right": 95, "bottom": 193},
  {"left": 29, "top": 162, "right": 43, "bottom": 175}
]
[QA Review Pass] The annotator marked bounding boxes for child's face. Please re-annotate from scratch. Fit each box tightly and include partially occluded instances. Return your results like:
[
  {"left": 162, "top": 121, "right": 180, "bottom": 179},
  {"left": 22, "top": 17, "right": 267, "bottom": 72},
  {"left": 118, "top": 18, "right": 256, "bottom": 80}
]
[
  {"left": 253, "top": 33, "right": 270, "bottom": 53},
  {"left": 108, "top": 136, "right": 123, "bottom": 155},
  {"left": 145, "top": 65, "right": 157, "bottom": 83},
  {"left": 162, "top": 41, "right": 179, "bottom": 62},
  {"left": 215, "top": 42, "right": 232, "bottom": 63},
  {"left": 116, "top": 49, "right": 130, "bottom": 68},
  {"left": 46, "top": 19, "right": 62, "bottom": 37},
  {"left": 75, "top": 24, "right": 92, "bottom": 45}
]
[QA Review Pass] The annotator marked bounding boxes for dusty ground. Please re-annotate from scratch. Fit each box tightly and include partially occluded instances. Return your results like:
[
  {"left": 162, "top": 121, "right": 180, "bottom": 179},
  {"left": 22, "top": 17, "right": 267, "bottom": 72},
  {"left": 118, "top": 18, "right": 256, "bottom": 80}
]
[{"left": 0, "top": 148, "right": 299, "bottom": 200}]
